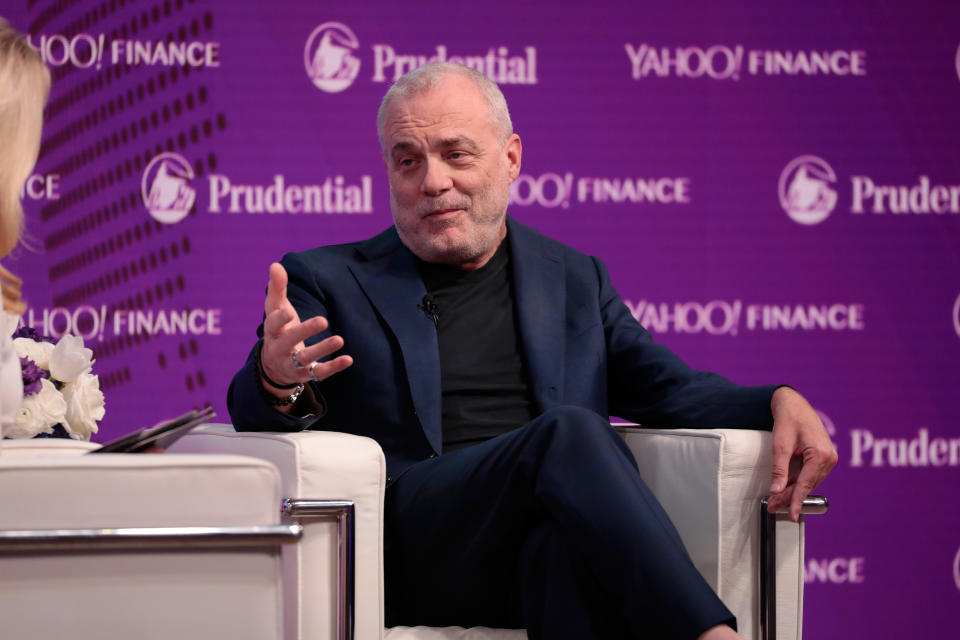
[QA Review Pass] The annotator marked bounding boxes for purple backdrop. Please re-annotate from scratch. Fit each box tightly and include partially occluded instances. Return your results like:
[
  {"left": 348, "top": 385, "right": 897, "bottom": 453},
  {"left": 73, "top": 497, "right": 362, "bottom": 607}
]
[{"left": 5, "top": 1, "right": 960, "bottom": 636}]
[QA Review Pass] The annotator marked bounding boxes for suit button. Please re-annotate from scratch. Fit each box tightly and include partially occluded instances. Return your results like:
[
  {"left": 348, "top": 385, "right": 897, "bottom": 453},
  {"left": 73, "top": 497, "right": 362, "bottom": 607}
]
[{"left": 428, "top": 453, "right": 437, "bottom": 459}]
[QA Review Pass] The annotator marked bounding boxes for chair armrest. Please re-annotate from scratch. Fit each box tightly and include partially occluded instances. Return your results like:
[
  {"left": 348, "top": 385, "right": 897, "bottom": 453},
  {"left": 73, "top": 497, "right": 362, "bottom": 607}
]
[
  {"left": 615, "top": 427, "right": 803, "bottom": 640},
  {"left": 1, "top": 438, "right": 100, "bottom": 456},
  {"left": 171, "top": 424, "right": 387, "bottom": 640},
  {"left": 0, "top": 452, "right": 288, "bottom": 639}
]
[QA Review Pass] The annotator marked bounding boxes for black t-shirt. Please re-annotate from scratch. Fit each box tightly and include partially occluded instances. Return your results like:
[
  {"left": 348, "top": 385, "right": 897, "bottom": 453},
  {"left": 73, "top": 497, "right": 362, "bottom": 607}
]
[{"left": 416, "top": 240, "right": 537, "bottom": 451}]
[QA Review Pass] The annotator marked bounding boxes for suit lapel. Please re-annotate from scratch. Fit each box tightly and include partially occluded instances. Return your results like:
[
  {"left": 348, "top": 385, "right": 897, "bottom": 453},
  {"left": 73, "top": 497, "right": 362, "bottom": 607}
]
[
  {"left": 346, "top": 219, "right": 566, "bottom": 451},
  {"left": 349, "top": 229, "right": 443, "bottom": 454},
  {"left": 507, "top": 218, "right": 565, "bottom": 411}
]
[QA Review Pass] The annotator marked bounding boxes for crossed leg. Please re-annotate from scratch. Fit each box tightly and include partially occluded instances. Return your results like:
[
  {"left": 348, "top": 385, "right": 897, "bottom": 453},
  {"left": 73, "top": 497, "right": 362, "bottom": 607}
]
[{"left": 384, "top": 405, "right": 740, "bottom": 639}]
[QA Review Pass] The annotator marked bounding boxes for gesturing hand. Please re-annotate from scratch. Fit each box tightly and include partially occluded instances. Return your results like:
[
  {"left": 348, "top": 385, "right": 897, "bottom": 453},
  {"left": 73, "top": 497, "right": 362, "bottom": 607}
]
[
  {"left": 259, "top": 263, "right": 353, "bottom": 394},
  {"left": 767, "top": 386, "right": 838, "bottom": 522}
]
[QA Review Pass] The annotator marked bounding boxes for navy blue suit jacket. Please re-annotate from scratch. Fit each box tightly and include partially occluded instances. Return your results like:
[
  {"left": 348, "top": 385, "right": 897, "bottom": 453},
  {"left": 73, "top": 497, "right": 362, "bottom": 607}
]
[{"left": 228, "top": 217, "right": 777, "bottom": 478}]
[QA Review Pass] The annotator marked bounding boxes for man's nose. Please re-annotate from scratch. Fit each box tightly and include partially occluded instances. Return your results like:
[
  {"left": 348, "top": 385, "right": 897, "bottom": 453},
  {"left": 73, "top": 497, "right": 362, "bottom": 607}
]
[{"left": 421, "top": 157, "right": 453, "bottom": 196}]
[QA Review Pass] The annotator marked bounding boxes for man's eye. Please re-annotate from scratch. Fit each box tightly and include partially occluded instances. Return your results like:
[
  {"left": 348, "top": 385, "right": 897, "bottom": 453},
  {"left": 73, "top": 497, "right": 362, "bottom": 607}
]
[
  {"left": 398, "top": 158, "right": 416, "bottom": 168},
  {"left": 448, "top": 152, "right": 467, "bottom": 160}
]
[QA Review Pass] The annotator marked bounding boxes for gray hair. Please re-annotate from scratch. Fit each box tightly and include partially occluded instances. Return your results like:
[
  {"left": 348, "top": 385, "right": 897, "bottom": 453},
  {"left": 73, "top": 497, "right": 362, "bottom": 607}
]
[
  {"left": 0, "top": 18, "right": 50, "bottom": 259},
  {"left": 376, "top": 62, "right": 513, "bottom": 155}
]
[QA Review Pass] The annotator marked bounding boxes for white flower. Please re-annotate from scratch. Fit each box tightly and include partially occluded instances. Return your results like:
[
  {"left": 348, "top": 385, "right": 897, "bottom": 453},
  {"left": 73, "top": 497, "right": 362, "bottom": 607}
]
[
  {"left": 49, "top": 334, "right": 94, "bottom": 383},
  {"left": 61, "top": 372, "right": 105, "bottom": 440},
  {"left": 14, "top": 337, "right": 55, "bottom": 369},
  {"left": 7, "top": 379, "right": 67, "bottom": 439}
]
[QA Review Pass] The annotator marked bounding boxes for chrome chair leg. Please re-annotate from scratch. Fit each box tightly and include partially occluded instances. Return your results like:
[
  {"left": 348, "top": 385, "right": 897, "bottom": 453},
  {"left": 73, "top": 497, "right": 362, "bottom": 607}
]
[
  {"left": 282, "top": 499, "right": 355, "bottom": 640},
  {"left": 759, "top": 495, "right": 829, "bottom": 640}
]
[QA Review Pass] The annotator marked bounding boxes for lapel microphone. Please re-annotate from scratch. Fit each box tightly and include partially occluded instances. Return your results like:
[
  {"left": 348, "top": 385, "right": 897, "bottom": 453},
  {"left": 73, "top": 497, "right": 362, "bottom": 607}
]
[{"left": 418, "top": 294, "right": 440, "bottom": 327}]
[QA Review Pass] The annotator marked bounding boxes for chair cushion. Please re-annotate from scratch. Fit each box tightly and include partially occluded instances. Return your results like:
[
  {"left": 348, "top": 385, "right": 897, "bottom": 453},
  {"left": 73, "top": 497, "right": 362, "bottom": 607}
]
[
  {"left": 2, "top": 438, "right": 99, "bottom": 456},
  {"left": 617, "top": 427, "right": 803, "bottom": 640},
  {"left": 0, "top": 453, "right": 286, "bottom": 640},
  {"left": 172, "top": 424, "right": 387, "bottom": 640}
]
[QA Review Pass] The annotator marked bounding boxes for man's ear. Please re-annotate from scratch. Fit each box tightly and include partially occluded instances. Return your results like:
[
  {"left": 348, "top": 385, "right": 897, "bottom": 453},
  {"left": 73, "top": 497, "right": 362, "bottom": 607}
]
[{"left": 504, "top": 134, "right": 522, "bottom": 181}]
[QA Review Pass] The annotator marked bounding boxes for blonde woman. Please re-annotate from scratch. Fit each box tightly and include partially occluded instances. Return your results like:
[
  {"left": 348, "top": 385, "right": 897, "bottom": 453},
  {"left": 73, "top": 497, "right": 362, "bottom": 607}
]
[{"left": 0, "top": 17, "right": 51, "bottom": 435}]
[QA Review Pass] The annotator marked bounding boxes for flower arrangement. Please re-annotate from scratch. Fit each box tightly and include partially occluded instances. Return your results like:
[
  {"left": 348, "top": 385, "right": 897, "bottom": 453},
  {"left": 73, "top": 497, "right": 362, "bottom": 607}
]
[{"left": 8, "top": 325, "right": 105, "bottom": 440}]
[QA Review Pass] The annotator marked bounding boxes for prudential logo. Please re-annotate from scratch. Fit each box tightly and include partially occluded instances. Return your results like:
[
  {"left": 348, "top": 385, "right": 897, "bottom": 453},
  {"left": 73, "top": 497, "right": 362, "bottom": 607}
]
[
  {"left": 953, "top": 293, "right": 960, "bottom": 339},
  {"left": 779, "top": 156, "right": 838, "bottom": 225},
  {"left": 141, "top": 152, "right": 196, "bottom": 224},
  {"left": 955, "top": 43, "right": 960, "bottom": 82},
  {"left": 954, "top": 545, "right": 960, "bottom": 591},
  {"left": 304, "top": 22, "right": 360, "bottom": 93}
]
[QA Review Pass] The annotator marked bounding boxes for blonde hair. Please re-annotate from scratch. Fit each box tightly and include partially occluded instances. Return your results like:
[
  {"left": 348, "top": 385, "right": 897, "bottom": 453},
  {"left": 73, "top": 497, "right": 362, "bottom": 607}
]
[{"left": 0, "top": 18, "right": 50, "bottom": 313}]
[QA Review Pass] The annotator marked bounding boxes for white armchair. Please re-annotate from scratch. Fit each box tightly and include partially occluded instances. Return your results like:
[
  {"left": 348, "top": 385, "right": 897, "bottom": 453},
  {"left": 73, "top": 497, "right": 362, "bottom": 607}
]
[
  {"left": 616, "top": 427, "right": 811, "bottom": 640},
  {"left": 172, "top": 424, "right": 817, "bottom": 640},
  {"left": 0, "top": 439, "right": 300, "bottom": 640}
]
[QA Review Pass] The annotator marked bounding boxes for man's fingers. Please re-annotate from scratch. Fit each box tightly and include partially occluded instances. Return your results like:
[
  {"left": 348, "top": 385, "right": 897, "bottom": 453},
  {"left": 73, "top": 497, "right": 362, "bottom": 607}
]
[
  {"left": 297, "top": 333, "right": 345, "bottom": 364},
  {"left": 264, "top": 313, "right": 328, "bottom": 354},
  {"left": 824, "top": 442, "right": 839, "bottom": 474},
  {"left": 308, "top": 354, "right": 354, "bottom": 382},
  {"left": 265, "top": 263, "right": 289, "bottom": 315},
  {"left": 769, "top": 439, "right": 792, "bottom": 495},
  {"left": 261, "top": 321, "right": 349, "bottom": 388},
  {"left": 769, "top": 451, "right": 832, "bottom": 521},
  {"left": 787, "top": 463, "right": 820, "bottom": 522},
  {"left": 767, "top": 387, "right": 838, "bottom": 521},
  {"left": 766, "top": 485, "right": 794, "bottom": 514},
  {"left": 263, "top": 307, "right": 295, "bottom": 338},
  {"left": 286, "top": 315, "right": 330, "bottom": 348},
  {"left": 787, "top": 446, "right": 835, "bottom": 520},
  {"left": 260, "top": 263, "right": 348, "bottom": 388}
]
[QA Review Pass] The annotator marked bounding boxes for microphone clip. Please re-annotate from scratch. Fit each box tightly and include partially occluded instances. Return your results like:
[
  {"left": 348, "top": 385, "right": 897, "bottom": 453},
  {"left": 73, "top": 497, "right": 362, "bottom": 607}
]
[{"left": 418, "top": 295, "right": 439, "bottom": 327}]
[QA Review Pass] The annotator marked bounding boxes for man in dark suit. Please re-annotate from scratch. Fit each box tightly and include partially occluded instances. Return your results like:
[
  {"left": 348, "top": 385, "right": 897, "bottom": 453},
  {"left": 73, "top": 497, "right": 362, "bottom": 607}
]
[{"left": 229, "top": 62, "right": 836, "bottom": 639}]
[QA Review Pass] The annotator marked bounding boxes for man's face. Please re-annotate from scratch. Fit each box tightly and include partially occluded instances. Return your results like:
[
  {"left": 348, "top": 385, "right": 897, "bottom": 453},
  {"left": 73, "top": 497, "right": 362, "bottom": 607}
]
[{"left": 382, "top": 75, "right": 522, "bottom": 270}]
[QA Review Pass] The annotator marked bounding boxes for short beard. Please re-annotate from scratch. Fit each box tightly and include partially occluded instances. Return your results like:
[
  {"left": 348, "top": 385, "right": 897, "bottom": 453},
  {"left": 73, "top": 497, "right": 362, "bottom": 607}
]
[{"left": 390, "top": 189, "right": 508, "bottom": 267}]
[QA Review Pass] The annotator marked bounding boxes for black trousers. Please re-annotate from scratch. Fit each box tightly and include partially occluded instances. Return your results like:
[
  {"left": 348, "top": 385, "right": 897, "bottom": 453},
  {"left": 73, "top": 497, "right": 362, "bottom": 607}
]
[{"left": 384, "top": 406, "right": 735, "bottom": 639}]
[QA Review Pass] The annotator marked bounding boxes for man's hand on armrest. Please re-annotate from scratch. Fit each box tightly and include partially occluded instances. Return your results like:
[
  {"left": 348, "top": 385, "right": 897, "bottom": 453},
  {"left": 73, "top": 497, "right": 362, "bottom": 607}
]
[
  {"left": 767, "top": 386, "right": 838, "bottom": 522},
  {"left": 259, "top": 262, "right": 353, "bottom": 415}
]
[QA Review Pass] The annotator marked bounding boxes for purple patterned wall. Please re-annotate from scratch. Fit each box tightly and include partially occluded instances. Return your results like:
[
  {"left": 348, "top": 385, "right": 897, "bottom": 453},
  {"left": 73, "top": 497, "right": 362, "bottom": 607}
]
[{"left": 5, "top": 1, "right": 960, "bottom": 636}]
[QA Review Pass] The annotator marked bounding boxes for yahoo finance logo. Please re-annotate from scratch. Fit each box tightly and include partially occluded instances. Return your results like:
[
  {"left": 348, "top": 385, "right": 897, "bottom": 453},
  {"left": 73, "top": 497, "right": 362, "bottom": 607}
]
[
  {"left": 304, "top": 22, "right": 361, "bottom": 93},
  {"left": 779, "top": 156, "right": 838, "bottom": 225},
  {"left": 141, "top": 153, "right": 196, "bottom": 224}
]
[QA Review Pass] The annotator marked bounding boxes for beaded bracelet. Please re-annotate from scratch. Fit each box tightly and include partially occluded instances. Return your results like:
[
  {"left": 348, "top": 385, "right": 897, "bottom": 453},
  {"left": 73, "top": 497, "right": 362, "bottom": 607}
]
[{"left": 253, "top": 340, "right": 305, "bottom": 406}]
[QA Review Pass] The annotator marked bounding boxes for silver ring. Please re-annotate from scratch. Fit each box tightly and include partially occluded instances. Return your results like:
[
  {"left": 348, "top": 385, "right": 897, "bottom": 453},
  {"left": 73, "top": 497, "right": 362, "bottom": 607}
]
[
  {"left": 291, "top": 349, "right": 305, "bottom": 369},
  {"left": 308, "top": 362, "right": 319, "bottom": 382}
]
